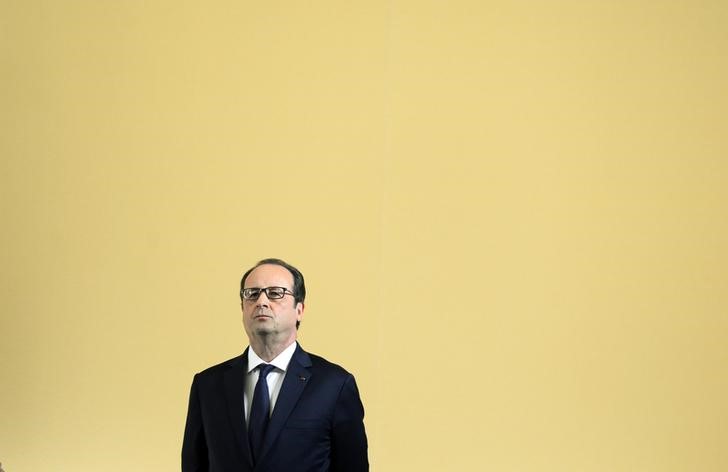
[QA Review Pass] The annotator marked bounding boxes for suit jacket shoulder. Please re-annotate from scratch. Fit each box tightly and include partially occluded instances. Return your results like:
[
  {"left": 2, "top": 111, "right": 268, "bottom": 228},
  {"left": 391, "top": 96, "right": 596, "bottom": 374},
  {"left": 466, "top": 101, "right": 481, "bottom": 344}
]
[
  {"left": 305, "top": 351, "right": 355, "bottom": 380},
  {"left": 194, "top": 353, "right": 244, "bottom": 378}
]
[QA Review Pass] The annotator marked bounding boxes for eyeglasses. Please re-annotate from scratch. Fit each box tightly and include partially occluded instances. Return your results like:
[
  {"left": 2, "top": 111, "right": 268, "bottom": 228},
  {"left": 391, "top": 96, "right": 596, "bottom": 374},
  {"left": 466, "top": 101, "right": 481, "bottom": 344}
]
[{"left": 241, "top": 286, "right": 294, "bottom": 301}]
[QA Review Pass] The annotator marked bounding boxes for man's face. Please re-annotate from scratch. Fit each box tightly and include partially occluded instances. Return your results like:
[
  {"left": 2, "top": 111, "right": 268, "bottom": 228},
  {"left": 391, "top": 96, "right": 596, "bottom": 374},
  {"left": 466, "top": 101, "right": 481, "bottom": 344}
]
[{"left": 241, "top": 264, "right": 304, "bottom": 342}]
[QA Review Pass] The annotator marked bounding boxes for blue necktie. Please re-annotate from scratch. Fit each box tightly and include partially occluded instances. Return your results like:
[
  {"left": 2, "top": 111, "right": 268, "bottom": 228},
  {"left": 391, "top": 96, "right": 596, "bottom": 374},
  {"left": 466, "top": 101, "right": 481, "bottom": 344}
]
[{"left": 249, "top": 364, "right": 276, "bottom": 463}]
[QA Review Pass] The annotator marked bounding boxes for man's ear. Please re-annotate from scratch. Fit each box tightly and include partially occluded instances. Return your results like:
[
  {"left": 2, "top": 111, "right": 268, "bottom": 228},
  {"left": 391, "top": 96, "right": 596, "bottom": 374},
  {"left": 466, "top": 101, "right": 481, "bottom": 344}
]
[{"left": 296, "top": 302, "right": 305, "bottom": 322}]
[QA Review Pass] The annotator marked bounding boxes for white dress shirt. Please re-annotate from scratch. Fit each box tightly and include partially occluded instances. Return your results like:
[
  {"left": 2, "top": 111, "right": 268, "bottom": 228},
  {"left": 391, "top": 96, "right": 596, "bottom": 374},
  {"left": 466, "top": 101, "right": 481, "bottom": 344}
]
[{"left": 244, "top": 341, "right": 298, "bottom": 422}]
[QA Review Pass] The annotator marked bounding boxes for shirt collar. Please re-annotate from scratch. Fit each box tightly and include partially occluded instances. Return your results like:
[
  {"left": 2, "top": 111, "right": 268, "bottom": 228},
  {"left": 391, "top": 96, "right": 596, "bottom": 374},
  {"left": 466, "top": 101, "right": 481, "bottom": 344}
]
[{"left": 247, "top": 341, "right": 298, "bottom": 374}]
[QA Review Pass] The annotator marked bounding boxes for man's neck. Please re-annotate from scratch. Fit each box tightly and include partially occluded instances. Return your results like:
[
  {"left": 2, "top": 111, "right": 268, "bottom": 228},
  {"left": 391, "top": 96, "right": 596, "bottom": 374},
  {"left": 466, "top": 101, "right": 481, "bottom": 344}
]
[{"left": 249, "top": 336, "right": 296, "bottom": 363}]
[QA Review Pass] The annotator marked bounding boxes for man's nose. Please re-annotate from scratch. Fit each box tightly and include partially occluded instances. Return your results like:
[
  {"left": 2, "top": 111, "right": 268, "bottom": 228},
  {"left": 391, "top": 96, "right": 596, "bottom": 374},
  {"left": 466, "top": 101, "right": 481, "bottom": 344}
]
[{"left": 256, "top": 291, "right": 271, "bottom": 306}]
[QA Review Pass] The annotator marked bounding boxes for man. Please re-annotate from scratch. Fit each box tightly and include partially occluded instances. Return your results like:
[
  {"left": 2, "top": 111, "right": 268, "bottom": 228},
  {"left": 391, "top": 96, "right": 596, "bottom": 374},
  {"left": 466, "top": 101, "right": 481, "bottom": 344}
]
[{"left": 182, "top": 258, "right": 368, "bottom": 472}]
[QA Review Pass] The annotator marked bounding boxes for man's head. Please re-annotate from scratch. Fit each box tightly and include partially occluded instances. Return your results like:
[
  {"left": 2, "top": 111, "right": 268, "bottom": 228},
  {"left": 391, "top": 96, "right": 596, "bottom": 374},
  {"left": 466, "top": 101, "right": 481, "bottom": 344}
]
[
  {"left": 240, "top": 259, "right": 306, "bottom": 342},
  {"left": 241, "top": 258, "right": 306, "bottom": 307}
]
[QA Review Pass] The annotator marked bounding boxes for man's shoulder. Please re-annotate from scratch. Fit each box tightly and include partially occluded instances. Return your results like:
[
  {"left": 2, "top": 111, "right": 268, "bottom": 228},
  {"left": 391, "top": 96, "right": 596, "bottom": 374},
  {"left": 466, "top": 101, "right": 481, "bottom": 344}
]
[
  {"left": 193, "top": 353, "right": 245, "bottom": 378},
  {"left": 304, "top": 349, "right": 354, "bottom": 379}
]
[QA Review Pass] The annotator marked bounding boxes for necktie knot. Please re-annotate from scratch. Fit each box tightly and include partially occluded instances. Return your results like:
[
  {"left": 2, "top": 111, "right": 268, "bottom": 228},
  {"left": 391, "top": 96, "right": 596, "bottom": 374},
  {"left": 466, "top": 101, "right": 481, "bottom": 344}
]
[{"left": 258, "top": 363, "right": 276, "bottom": 379}]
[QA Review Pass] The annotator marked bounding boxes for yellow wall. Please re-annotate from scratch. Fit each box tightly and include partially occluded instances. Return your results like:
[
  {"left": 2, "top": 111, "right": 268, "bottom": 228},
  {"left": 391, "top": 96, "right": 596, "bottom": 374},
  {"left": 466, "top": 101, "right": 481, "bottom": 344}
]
[{"left": 2, "top": 1, "right": 727, "bottom": 470}]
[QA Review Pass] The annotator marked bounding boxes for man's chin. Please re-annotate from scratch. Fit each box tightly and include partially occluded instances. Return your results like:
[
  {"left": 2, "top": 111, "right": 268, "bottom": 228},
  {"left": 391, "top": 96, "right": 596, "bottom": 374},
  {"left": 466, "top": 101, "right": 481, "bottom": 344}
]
[{"left": 254, "top": 327, "right": 275, "bottom": 336}]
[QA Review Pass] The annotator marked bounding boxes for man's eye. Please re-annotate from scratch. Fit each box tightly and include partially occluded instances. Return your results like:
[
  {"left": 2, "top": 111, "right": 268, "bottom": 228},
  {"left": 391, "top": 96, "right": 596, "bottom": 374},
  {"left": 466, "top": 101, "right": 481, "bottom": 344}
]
[{"left": 268, "top": 288, "right": 285, "bottom": 298}]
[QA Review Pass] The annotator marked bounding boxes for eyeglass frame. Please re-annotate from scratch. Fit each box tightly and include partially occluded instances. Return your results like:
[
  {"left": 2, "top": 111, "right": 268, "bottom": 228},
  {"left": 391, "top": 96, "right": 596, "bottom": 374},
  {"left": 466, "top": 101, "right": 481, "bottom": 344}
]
[{"left": 240, "top": 286, "right": 295, "bottom": 301}]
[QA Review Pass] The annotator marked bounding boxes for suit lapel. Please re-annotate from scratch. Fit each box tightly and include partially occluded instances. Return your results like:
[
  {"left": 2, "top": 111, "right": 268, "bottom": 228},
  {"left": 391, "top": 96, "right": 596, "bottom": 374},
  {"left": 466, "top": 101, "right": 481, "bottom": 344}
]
[
  {"left": 223, "top": 349, "right": 254, "bottom": 467},
  {"left": 258, "top": 344, "right": 312, "bottom": 463}
]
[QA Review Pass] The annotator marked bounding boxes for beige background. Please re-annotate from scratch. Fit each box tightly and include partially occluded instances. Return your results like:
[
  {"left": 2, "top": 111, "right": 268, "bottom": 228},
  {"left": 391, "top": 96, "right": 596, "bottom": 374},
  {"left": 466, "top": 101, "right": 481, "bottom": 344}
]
[{"left": 2, "top": 1, "right": 728, "bottom": 471}]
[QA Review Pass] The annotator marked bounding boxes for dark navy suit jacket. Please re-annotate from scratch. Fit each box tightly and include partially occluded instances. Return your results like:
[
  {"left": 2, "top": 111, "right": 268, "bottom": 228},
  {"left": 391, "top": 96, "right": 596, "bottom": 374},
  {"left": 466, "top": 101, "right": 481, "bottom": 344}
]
[{"left": 182, "top": 343, "right": 368, "bottom": 472}]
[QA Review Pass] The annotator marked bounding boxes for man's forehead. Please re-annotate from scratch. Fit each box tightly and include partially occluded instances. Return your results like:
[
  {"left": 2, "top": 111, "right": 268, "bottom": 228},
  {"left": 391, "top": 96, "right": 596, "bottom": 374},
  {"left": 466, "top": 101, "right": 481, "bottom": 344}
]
[{"left": 245, "top": 264, "right": 294, "bottom": 286}]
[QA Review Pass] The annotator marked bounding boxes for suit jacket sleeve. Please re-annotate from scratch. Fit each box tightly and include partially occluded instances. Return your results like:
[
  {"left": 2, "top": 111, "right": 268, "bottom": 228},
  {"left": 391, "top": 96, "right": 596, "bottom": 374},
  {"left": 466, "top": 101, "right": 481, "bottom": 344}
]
[
  {"left": 182, "top": 375, "right": 209, "bottom": 472},
  {"left": 330, "top": 374, "right": 369, "bottom": 472}
]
